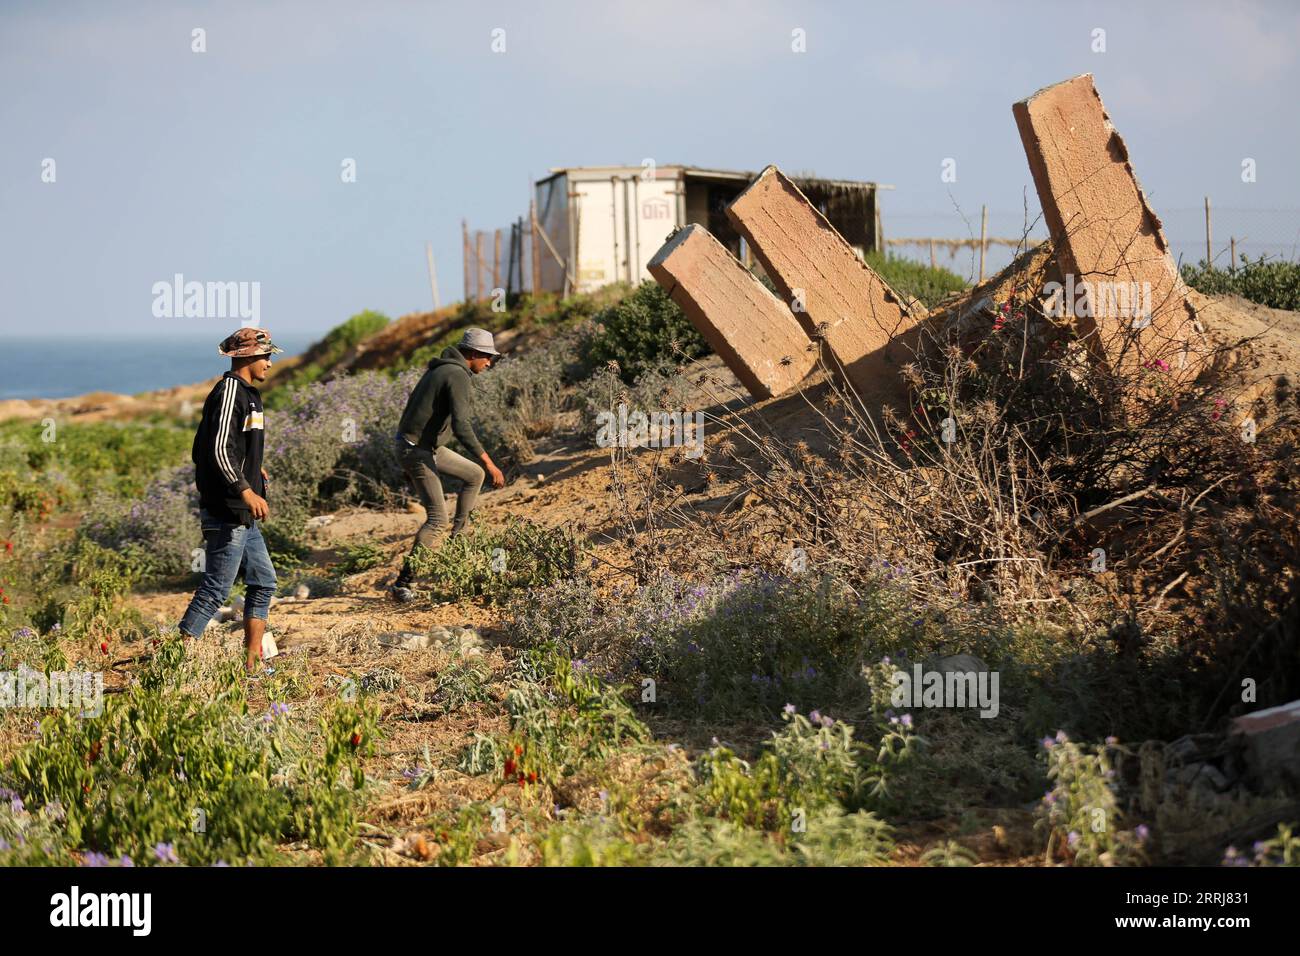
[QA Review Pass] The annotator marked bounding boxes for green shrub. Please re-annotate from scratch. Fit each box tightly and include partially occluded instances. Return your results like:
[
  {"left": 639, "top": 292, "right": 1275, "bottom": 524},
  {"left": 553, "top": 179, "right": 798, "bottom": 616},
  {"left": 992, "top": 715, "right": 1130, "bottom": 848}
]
[
  {"left": 425, "top": 804, "right": 491, "bottom": 866},
  {"left": 271, "top": 309, "right": 391, "bottom": 393},
  {"left": 1234, "top": 822, "right": 1300, "bottom": 867},
  {"left": 501, "top": 646, "right": 648, "bottom": 783},
  {"left": 576, "top": 358, "right": 698, "bottom": 435},
  {"left": 920, "top": 840, "right": 978, "bottom": 867},
  {"left": 331, "top": 543, "right": 385, "bottom": 577},
  {"left": 0, "top": 420, "right": 191, "bottom": 507},
  {"left": 406, "top": 518, "right": 579, "bottom": 604},
  {"left": 6, "top": 637, "right": 377, "bottom": 865},
  {"left": 431, "top": 652, "right": 493, "bottom": 714},
  {"left": 507, "top": 570, "right": 915, "bottom": 721},
  {"left": 863, "top": 251, "right": 969, "bottom": 310},
  {"left": 652, "top": 808, "right": 894, "bottom": 866},
  {"left": 79, "top": 466, "right": 199, "bottom": 583},
  {"left": 470, "top": 324, "right": 594, "bottom": 461},
  {"left": 1181, "top": 256, "right": 1300, "bottom": 311},
  {"left": 259, "top": 369, "right": 420, "bottom": 552},
  {"left": 0, "top": 791, "right": 78, "bottom": 866},
  {"left": 539, "top": 818, "right": 641, "bottom": 866},
  {"left": 60, "top": 539, "right": 152, "bottom": 647},
  {"left": 584, "top": 281, "right": 708, "bottom": 382},
  {"left": 1034, "top": 732, "right": 1147, "bottom": 866},
  {"left": 696, "top": 706, "right": 919, "bottom": 829}
]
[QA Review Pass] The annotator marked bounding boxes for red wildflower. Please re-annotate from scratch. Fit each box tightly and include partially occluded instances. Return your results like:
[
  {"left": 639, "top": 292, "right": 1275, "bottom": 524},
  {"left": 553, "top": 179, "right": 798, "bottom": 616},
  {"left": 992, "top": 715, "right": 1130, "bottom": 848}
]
[
  {"left": 503, "top": 758, "right": 516, "bottom": 777},
  {"left": 514, "top": 744, "right": 523, "bottom": 757},
  {"left": 100, "top": 642, "right": 109, "bottom": 654},
  {"left": 350, "top": 732, "right": 362, "bottom": 748},
  {"left": 527, "top": 771, "right": 537, "bottom": 784}
]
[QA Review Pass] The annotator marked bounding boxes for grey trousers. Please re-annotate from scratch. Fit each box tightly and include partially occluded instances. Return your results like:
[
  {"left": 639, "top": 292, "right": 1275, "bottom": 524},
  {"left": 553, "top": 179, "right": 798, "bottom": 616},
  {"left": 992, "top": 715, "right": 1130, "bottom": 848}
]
[{"left": 397, "top": 440, "right": 485, "bottom": 551}]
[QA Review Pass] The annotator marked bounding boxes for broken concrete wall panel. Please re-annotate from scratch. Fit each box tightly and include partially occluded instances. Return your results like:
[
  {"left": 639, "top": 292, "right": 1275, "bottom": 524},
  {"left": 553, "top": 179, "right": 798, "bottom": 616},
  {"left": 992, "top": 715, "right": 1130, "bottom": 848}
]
[
  {"left": 726, "top": 165, "right": 921, "bottom": 397},
  {"left": 647, "top": 224, "right": 816, "bottom": 400},
  {"left": 1012, "top": 73, "right": 1202, "bottom": 370}
]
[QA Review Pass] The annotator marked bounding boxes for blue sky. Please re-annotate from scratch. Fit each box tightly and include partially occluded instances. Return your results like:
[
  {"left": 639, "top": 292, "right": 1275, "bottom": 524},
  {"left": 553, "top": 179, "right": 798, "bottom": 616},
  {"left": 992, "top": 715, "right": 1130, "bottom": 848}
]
[{"left": 2, "top": 0, "right": 1297, "bottom": 339}]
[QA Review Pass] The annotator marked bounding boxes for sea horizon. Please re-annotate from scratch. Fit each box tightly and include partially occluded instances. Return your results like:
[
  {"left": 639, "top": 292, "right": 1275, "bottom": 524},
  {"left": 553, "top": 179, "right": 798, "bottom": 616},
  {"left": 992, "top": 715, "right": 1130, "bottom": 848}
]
[{"left": 0, "top": 331, "right": 318, "bottom": 401}]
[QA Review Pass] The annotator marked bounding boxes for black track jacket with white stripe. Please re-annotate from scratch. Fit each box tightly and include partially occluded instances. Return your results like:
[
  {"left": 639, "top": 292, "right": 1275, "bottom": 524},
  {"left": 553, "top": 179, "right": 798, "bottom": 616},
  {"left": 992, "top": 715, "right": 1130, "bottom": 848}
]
[{"left": 192, "top": 371, "right": 266, "bottom": 523}]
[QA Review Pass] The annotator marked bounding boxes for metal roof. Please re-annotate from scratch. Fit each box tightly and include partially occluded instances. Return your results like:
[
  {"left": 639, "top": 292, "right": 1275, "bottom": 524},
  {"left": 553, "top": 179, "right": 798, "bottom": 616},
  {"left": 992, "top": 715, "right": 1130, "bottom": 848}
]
[{"left": 539, "top": 164, "right": 892, "bottom": 190}]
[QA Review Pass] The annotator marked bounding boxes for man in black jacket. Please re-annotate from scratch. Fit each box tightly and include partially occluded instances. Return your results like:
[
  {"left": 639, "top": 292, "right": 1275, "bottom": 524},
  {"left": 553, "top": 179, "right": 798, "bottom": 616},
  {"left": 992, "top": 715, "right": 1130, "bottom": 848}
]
[
  {"left": 390, "top": 327, "right": 506, "bottom": 601},
  {"left": 178, "top": 327, "right": 282, "bottom": 672}
]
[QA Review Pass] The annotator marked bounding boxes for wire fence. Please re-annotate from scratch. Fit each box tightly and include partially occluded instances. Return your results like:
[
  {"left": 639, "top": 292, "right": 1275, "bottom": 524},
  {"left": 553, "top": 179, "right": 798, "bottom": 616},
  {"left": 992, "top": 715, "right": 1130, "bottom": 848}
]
[{"left": 881, "top": 205, "right": 1300, "bottom": 282}]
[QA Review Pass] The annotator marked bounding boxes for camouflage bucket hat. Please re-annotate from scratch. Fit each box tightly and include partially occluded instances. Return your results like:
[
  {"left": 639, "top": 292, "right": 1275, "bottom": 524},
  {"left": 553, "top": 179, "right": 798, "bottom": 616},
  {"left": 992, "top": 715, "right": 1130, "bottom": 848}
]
[{"left": 218, "top": 327, "right": 283, "bottom": 358}]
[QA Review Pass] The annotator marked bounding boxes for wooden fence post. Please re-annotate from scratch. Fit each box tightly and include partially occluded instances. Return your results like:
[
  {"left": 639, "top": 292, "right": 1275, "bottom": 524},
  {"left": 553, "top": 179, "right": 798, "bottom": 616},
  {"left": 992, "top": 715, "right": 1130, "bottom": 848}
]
[
  {"left": 493, "top": 229, "right": 502, "bottom": 291},
  {"left": 530, "top": 200, "right": 542, "bottom": 293},
  {"left": 979, "top": 205, "right": 988, "bottom": 281},
  {"left": 1205, "top": 196, "right": 1213, "bottom": 268},
  {"left": 476, "top": 232, "right": 484, "bottom": 301}
]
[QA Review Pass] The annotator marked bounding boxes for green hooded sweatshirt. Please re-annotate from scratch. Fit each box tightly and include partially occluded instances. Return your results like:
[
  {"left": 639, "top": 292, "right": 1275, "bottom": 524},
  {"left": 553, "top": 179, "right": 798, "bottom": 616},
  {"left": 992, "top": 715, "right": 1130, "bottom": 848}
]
[{"left": 396, "top": 346, "right": 486, "bottom": 458}]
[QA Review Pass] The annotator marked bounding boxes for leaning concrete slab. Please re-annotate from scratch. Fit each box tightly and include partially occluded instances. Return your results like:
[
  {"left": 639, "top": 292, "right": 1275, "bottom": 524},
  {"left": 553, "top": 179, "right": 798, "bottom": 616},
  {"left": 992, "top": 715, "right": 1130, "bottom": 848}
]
[
  {"left": 1013, "top": 74, "right": 1203, "bottom": 373},
  {"left": 726, "top": 166, "right": 922, "bottom": 401},
  {"left": 647, "top": 224, "right": 816, "bottom": 400}
]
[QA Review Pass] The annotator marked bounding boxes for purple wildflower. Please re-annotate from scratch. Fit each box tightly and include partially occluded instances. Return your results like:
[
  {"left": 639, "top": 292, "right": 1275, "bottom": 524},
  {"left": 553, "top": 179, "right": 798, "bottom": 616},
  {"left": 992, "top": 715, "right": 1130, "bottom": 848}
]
[{"left": 154, "top": 843, "right": 179, "bottom": 864}]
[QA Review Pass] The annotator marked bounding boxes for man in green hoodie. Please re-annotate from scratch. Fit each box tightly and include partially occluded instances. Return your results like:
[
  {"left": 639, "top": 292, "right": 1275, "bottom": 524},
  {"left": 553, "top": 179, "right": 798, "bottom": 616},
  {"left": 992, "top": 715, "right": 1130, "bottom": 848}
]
[{"left": 390, "top": 327, "right": 506, "bottom": 601}]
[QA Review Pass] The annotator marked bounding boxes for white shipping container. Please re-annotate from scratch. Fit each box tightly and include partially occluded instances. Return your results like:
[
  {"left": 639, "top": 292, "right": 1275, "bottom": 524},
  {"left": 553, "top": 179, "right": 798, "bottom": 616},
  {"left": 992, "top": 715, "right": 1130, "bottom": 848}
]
[{"left": 536, "top": 167, "right": 685, "bottom": 294}]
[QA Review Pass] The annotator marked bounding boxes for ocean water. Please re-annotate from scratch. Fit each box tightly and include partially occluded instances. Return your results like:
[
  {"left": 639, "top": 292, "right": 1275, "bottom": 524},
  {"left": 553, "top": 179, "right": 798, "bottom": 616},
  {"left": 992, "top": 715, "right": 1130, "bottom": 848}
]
[{"left": 0, "top": 334, "right": 316, "bottom": 401}]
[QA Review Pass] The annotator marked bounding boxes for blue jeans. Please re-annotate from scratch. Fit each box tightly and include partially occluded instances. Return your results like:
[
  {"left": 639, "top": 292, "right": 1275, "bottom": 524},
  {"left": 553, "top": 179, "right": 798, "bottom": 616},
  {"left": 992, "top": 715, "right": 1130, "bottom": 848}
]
[{"left": 178, "top": 509, "right": 277, "bottom": 638}]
